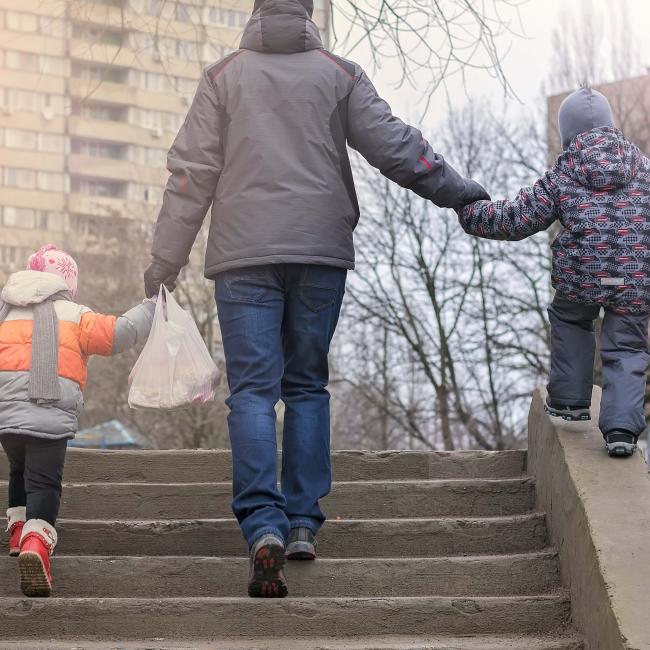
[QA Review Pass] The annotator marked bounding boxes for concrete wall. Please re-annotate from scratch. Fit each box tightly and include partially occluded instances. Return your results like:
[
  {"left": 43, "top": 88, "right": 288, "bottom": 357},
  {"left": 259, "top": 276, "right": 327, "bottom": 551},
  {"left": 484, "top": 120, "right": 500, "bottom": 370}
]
[{"left": 528, "top": 388, "right": 650, "bottom": 649}]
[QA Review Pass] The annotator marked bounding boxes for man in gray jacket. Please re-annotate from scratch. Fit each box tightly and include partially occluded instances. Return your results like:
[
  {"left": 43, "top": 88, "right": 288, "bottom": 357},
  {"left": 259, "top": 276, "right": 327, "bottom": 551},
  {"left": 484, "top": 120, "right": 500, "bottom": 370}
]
[{"left": 145, "top": 0, "right": 489, "bottom": 598}]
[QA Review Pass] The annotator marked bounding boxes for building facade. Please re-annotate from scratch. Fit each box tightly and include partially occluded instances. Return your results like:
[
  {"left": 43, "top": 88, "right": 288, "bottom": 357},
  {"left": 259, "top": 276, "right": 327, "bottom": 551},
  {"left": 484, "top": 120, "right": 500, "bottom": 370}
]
[{"left": 0, "top": 0, "right": 330, "bottom": 278}]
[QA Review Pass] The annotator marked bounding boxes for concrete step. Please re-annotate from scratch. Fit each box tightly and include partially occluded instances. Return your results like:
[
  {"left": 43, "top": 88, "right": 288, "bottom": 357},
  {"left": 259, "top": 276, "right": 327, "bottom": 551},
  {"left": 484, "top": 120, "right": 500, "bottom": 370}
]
[
  {"left": 0, "top": 637, "right": 585, "bottom": 650},
  {"left": 34, "top": 513, "right": 548, "bottom": 557},
  {"left": 0, "top": 478, "right": 536, "bottom": 520},
  {"left": 0, "top": 552, "right": 560, "bottom": 598},
  {"left": 0, "top": 595, "right": 572, "bottom": 638},
  {"left": 0, "top": 449, "right": 527, "bottom": 483}
]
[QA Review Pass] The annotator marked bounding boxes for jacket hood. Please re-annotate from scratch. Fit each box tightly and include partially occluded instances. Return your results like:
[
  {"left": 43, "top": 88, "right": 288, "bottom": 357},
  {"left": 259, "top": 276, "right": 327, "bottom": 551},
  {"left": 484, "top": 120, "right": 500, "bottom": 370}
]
[
  {"left": 240, "top": 0, "right": 323, "bottom": 53},
  {"left": 558, "top": 88, "right": 615, "bottom": 150},
  {"left": 1, "top": 270, "right": 70, "bottom": 307},
  {"left": 558, "top": 127, "right": 641, "bottom": 190}
]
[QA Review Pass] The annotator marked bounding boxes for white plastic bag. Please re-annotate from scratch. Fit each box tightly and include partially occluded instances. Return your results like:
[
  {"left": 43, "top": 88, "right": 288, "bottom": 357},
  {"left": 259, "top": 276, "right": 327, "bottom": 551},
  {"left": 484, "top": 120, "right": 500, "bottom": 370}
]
[{"left": 128, "top": 286, "right": 219, "bottom": 410}]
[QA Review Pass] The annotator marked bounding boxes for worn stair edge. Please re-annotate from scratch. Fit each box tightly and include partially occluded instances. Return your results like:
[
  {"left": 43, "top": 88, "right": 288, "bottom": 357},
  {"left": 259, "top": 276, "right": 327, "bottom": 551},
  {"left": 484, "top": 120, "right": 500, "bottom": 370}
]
[
  {"left": 0, "top": 514, "right": 548, "bottom": 557},
  {"left": 0, "top": 595, "right": 572, "bottom": 638},
  {"left": 0, "top": 449, "right": 528, "bottom": 483},
  {"left": 0, "top": 478, "right": 537, "bottom": 520},
  {"left": 0, "top": 552, "right": 561, "bottom": 598},
  {"left": 0, "top": 635, "right": 585, "bottom": 650}
]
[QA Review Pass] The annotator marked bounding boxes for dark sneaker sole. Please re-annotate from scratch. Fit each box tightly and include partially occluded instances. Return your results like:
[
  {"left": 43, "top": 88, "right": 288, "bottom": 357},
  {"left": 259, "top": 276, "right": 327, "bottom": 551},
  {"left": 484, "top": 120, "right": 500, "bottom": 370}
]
[
  {"left": 544, "top": 403, "right": 591, "bottom": 421},
  {"left": 606, "top": 441, "right": 637, "bottom": 457},
  {"left": 286, "top": 541, "right": 316, "bottom": 561},
  {"left": 248, "top": 543, "right": 288, "bottom": 598},
  {"left": 19, "top": 551, "right": 52, "bottom": 598},
  {"left": 9, "top": 548, "right": 20, "bottom": 557}
]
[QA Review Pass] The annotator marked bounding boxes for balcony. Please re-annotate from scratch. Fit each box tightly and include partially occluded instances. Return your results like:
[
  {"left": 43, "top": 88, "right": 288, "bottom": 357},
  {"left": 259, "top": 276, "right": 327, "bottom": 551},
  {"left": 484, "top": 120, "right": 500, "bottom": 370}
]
[
  {"left": 68, "top": 192, "right": 158, "bottom": 221},
  {"left": 68, "top": 154, "right": 166, "bottom": 185},
  {"left": 69, "top": 116, "right": 175, "bottom": 149}
]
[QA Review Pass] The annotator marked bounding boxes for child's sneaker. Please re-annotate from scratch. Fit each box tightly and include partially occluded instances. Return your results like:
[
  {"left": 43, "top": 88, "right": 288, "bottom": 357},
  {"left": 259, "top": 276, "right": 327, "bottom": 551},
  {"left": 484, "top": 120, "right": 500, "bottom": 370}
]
[
  {"left": 247, "top": 533, "right": 288, "bottom": 598},
  {"left": 286, "top": 527, "right": 317, "bottom": 561},
  {"left": 18, "top": 519, "right": 57, "bottom": 597},
  {"left": 605, "top": 431, "right": 638, "bottom": 457},
  {"left": 6, "top": 507, "right": 26, "bottom": 557},
  {"left": 544, "top": 399, "right": 591, "bottom": 422}
]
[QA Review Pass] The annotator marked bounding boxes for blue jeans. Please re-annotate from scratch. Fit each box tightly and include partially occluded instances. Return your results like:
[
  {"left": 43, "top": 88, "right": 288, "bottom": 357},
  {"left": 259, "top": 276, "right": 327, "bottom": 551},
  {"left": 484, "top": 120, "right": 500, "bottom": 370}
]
[
  {"left": 547, "top": 294, "right": 650, "bottom": 436},
  {"left": 215, "top": 264, "right": 346, "bottom": 548}
]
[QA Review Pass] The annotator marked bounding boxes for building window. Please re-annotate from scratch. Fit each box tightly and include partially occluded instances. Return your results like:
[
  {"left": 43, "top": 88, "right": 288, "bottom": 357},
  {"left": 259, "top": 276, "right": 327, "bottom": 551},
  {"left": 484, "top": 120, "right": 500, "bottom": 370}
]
[
  {"left": 37, "top": 171, "right": 66, "bottom": 193},
  {"left": 144, "top": 0, "right": 174, "bottom": 19},
  {"left": 176, "top": 76, "right": 198, "bottom": 96},
  {"left": 6, "top": 11, "right": 39, "bottom": 32},
  {"left": 71, "top": 62, "right": 129, "bottom": 84},
  {"left": 176, "top": 39, "right": 200, "bottom": 61},
  {"left": 208, "top": 7, "right": 249, "bottom": 27},
  {"left": 131, "top": 31, "right": 155, "bottom": 53},
  {"left": 202, "top": 42, "right": 227, "bottom": 63},
  {"left": 5, "top": 50, "right": 39, "bottom": 73},
  {"left": 41, "top": 56, "right": 69, "bottom": 77},
  {"left": 0, "top": 208, "right": 61, "bottom": 232},
  {"left": 5, "top": 128, "right": 38, "bottom": 150},
  {"left": 72, "top": 139, "right": 125, "bottom": 159},
  {"left": 72, "top": 101, "right": 127, "bottom": 122},
  {"left": 131, "top": 146, "right": 167, "bottom": 167},
  {"left": 71, "top": 177, "right": 126, "bottom": 198},
  {"left": 5, "top": 51, "right": 67, "bottom": 76},
  {"left": 39, "top": 133, "right": 66, "bottom": 154},
  {"left": 72, "top": 24, "right": 123, "bottom": 46},
  {"left": 175, "top": 3, "right": 196, "bottom": 22},
  {"left": 4, "top": 167, "right": 37, "bottom": 190},
  {"left": 1, "top": 128, "right": 65, "bottom": 154},
  {"left": 0, "top": 246, "right": 21, "bottom": 267}
]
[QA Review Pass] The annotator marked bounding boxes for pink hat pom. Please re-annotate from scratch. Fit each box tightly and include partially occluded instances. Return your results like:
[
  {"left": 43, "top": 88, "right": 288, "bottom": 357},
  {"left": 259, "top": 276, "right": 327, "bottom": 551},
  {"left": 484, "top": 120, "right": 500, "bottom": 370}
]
[{"left": 27, "top": 244, "right": 79, "bottom": 298}]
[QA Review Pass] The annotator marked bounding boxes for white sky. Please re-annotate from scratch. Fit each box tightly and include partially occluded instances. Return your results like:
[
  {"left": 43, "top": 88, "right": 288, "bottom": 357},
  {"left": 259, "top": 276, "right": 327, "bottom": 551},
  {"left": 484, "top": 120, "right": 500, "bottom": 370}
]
[{"left": 346, "top": 0, "right": 650, "bottom": 128}]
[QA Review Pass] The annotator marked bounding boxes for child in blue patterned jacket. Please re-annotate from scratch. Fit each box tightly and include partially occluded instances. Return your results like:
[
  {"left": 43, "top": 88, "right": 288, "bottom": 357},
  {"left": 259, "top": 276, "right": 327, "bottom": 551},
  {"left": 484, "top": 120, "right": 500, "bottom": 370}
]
[{"left": 458, "top": 87, "right": 650, "bottom": 457}]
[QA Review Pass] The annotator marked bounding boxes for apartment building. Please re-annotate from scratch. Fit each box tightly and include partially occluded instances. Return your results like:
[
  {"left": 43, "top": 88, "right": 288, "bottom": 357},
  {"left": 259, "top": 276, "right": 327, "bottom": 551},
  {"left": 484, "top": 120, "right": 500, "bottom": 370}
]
[{"left": 0, "top": 0, "right": 330, "bottom": 279}]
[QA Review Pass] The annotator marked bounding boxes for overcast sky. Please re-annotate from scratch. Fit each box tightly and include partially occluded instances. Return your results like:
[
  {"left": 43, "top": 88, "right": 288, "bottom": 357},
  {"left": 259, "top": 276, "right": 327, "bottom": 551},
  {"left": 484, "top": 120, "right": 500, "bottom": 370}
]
[{"left": 345, "top": 0, "right": 650, "bottom": 128}]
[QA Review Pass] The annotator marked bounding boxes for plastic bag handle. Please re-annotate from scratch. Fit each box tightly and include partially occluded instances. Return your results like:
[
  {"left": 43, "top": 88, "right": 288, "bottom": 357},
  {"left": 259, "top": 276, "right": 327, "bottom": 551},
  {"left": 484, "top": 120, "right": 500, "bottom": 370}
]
[{"left": 159, "top": 285, "right": 169, "bottom": 323}]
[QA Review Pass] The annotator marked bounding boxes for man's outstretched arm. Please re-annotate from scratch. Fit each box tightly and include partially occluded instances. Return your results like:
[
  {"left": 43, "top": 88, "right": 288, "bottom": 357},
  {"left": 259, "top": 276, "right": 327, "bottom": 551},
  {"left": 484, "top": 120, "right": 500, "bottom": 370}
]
[
  {"left": 346, "top": 69, "right": 489, "bottom": 209},
  {"left": 146, "top": 69, "right": 224, "bottom": 297}
]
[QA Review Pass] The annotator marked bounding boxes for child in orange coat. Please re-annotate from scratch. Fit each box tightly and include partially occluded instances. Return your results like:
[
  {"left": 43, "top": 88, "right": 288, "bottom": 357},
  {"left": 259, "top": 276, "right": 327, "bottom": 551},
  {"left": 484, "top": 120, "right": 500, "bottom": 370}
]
[{"left": 1, "top": 245, "right": 154, "bottom": 597}]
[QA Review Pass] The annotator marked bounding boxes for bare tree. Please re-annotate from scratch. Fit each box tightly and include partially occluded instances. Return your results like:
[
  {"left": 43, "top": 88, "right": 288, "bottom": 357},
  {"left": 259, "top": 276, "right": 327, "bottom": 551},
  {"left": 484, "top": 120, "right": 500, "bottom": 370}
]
[{"left": 332, "top": 102, "right": 551, "bottom": 451}]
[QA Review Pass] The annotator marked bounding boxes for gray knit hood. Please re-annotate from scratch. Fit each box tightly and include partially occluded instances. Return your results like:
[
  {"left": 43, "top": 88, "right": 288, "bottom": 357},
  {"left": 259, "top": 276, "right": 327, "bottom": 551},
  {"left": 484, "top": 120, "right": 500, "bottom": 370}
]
[
  {"left": 558, "top": 87, "right": 615, "bottom": 150},
  {"left": 241, "top": 0, "right": 322, "bottom": 53}
]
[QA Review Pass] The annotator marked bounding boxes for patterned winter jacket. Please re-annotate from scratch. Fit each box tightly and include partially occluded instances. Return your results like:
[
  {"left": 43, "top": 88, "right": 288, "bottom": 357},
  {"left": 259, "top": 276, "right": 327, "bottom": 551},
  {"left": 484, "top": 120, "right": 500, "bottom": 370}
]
[
  {"left": 459, "top": 127, "right": 650, "bottom": 314},
  {"left": 0, "top": 271, "right": 154, "bottom": 440}
]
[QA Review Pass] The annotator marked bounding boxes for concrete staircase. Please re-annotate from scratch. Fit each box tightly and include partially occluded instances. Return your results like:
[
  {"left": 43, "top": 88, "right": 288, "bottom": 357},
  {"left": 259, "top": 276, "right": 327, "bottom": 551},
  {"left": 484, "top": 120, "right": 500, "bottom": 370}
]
[{"left": 0, "top": 449, "right": 584, "bottom": 649}]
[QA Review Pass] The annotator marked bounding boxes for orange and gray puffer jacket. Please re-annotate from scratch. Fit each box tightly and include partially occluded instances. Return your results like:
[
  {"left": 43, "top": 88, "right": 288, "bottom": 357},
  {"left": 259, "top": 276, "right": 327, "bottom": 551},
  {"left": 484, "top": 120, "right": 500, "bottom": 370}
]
[{"left": 0, "top": 270, "right": 155, "bottom": 440}]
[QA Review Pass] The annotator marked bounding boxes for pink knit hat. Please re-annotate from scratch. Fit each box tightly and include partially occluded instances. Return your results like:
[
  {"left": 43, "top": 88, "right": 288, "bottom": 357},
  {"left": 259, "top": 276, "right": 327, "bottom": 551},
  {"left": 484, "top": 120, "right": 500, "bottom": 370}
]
[{"left": 27, "top": 244, "right": 79, "bottom": 298}]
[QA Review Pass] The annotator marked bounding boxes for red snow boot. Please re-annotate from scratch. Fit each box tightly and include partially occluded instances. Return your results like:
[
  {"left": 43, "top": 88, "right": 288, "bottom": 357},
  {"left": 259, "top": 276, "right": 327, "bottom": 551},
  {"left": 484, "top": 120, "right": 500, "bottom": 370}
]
[
  {"left": 7, "top": 507, "right": 26, "bottom": 557},
  {"left": 18, "top": 519, "right": 57, "bottom": 597}
]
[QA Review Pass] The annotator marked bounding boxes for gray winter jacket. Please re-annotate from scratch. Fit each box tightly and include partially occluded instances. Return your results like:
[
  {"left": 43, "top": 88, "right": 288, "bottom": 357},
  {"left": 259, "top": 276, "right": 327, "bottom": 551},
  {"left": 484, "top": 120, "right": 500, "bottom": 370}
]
[
  {"left": 152, "top": 0, "right": 489, "bottom": 276},
  {"left": 0, "top": 271, "right": 155, "bottom": 440}
]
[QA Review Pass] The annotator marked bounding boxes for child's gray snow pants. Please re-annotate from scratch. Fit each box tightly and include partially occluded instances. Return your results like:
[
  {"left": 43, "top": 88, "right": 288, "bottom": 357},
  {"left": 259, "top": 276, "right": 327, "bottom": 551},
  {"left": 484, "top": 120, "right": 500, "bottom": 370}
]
[{"left": 547, "top": 294, "right": 650, "bottom": 437}]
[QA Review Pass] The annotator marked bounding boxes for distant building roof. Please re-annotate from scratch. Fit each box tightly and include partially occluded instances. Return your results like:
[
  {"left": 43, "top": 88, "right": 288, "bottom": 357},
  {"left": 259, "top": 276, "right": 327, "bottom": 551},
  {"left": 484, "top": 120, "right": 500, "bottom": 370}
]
[{"left": 72, "top": 420, "right": 150, "bottom": 449}]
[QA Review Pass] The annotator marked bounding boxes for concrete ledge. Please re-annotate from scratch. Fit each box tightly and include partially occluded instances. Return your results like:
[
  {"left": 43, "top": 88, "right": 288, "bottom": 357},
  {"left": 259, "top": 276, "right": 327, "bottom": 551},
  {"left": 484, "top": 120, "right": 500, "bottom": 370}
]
[{"left": 528, "top": 387, "right": 650, "bottom": 650}]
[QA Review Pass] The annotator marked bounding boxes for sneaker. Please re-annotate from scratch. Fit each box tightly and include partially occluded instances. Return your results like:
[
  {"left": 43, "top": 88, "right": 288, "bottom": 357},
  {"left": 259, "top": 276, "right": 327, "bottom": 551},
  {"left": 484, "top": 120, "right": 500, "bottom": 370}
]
[
  {"left": 18, "top": 519, "right": 57, "bottom": 598},
  {"left": 544, "top": 399, "right": 591, "bottom": 422},
  {"left": 605, "top": 431, "right": 638, "bottom": 457},
  {"left": 247, "top": 534, "right": 288, "bottom": 598},
  {"left": 6, "top": 507, "right": 26, "bottom": 557},
  {"left": 286, "top": 527, "right": 317, "bottom": 561}
]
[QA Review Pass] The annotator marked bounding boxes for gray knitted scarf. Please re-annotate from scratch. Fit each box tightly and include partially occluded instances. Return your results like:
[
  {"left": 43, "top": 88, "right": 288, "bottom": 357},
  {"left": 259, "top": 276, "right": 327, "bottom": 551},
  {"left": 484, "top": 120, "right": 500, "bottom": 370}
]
[{"left": 0, "top": 291, "right": 71, "bottom": 402}]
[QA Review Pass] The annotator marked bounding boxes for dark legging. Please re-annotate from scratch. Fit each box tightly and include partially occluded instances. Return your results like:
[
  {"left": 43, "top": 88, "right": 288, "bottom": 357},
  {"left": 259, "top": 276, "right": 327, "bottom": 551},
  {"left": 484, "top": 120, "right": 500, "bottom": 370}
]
[{"left": 1, "top": 434, "right": 67, "bottom": 526}]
